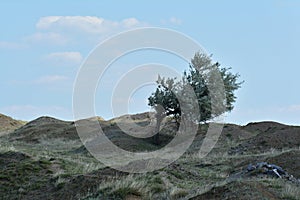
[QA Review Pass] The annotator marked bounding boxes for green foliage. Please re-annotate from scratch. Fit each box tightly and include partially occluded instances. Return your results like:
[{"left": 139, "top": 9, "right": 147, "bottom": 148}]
[
  {"left": 148, "top": 76, "right": 181, "bottom": 120},
  {"left": 148, "top": 52, "right": 243, "bottom": 125}
]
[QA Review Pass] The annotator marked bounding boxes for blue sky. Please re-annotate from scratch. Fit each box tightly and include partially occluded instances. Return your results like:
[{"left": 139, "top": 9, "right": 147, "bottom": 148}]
[{"left": 0, "top": 0, "right": 300, "bottom": 125}]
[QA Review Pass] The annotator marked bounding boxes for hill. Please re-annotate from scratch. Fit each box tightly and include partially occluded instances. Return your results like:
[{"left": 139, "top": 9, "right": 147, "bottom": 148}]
[
  {"left": 0, "top": 113, "right": 25, "bottom": 136},
  {"left": 9, "top": 116, "right": 79, "bottom": 143},
  {"left": 0, "top": 113, "right": 299, "bottom": 199}
]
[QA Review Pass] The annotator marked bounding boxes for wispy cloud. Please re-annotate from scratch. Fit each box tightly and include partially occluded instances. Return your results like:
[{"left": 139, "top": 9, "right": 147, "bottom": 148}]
[
  {"left": 25, "top": 32, "right": 68, "bottom": 45},
  {"left": 44, "top": 51, "right": 83, "bottom": 66},
  {"left": 34, "top": 75, "right": 69, "bottom": 84},
  {"left": 36, "top": 16, "right": 144, "bottom": 34},
  {"left": 161, "top": 17, "right": 183, "bottom": 25},
  {"left": 278, "top": 104, "right": 300, "bottom": 112},
  {"left": 121, "top": 18, "right": 140, "bottom": 28},
  {"left": 0, "top": 41, "right": 26, "bottom": 50},
  {"left": 25, "top": 16, "right": 147, "bottom": 46},
  {"left": 169, "top": 17, "right": 182, "bottom": 25}
]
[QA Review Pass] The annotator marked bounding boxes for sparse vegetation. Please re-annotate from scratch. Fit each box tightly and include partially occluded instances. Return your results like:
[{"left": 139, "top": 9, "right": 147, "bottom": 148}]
[
  {"left": 0, "top": 113, "right": 25, "bottom": 135},
  {"left": 281, "top": 183, "right": 300, "bottom": 200},
  {"left": 0, "top": 114, "right": 299, "bottom": 199}
]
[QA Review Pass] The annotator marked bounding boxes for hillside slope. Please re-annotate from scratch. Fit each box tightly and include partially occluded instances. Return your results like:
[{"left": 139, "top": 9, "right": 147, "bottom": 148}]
[
  {"left": 0, "top": 113, "right": 25, "bottom": 135},
  {"left": 0, "top": 114, "right": 299, "bottom": 200}
]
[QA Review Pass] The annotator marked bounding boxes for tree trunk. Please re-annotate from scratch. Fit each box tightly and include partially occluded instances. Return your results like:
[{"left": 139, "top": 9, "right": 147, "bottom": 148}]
[
  {"left": 154, "top": 115, "right": 162, "bottom": 145},
  {"left": 153, "top": 105, "right": 166, "bottom": 145}
]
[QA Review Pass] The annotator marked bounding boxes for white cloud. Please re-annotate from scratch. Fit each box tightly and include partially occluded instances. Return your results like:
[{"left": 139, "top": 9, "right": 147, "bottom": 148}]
[
  {"left": 35, "top": 75, "right": 69, "bottom": 84},
  {"left": 44, "top": 51, "right": 83, "bottom": 66},
  {"left": 36, "top": 16, "right": 143, "bottom": 34},
  {"left": 25, "top": 32, "right": 68, "bottom": 45},
  {"left": 23, "top": 16, "right": 148, "bottom": 46},
  {"left": 0, "top": 41, "right": 25, "bottom": 49},
  {"left": 278, "top": 104, "right": 300, "bottom": 112},
  {"left": 36, "top": 16, "right": 63, "bottom": 29},
  {"left": 161, "top": 17, "right": 182, "bottom": 25},
  {"left": 169, "top": 17, "right": 182, "bottom": 25},
  {"left": 3, "top": 16, "right": 147, "bottom": 49},
  {"left": 121, "top": 18, "right": 140, "bottom": 28}
]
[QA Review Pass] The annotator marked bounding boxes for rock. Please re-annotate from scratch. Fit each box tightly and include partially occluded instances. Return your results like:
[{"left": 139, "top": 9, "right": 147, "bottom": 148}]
[
  {"left": 267, "top": 164, "right": 286, "bottom": 175},
  {"left": 255, "top": 162, "right": 268, "bottom": 169},
  {"left": 247, "top": 164, "right": 256, "bottom": 171},
  {"left": 244, "top": 161, "right": 300, "bottom": 183},
  {"left": 264, "top": 169, "right": 282, "bottom": 178}
]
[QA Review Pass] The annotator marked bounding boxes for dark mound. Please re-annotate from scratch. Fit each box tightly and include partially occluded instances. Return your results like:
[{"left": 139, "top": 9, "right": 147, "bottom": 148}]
[
  {"left": 0, "top": 151, "right": 128, "bottom": 200},
  {"left": 25, "top": 116, "right": 68, "bottom": 126},
  {"left": 243, "top": 121, "right": 287, "bottom": 134},
  {"left": 0, "top": 151, "right": 54, "bottom": 200},
  {"left": 54, "top": 167, "right": 128, "bottom": 200},
  {"left": 0, "top": 151, "right": 29, "bottom": 164},
  {"left": 229, "top": 122, "right": 300, "bottom": 154},
  {"left": 9, "top": 116, "right": 78, "bottom": 143},
  {"left": 221, "top": 124, "right": 255, "bottom": 141}
]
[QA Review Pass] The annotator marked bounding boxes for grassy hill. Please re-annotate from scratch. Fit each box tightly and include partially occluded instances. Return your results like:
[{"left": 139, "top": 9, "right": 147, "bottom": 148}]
[
  {"left": 0, "top": 113, "right": 299, "bottom": 199},
  {"left": 0, "top": 113, "right": 26, "bottom": 136}
]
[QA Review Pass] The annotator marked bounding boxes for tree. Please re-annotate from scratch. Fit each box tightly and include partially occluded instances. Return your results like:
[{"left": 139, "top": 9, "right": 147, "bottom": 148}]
[
  {"left": 148, "top": 52, "right": 243, "bottom": 144},
  {"left": 148, "top": 76, "right": 181, "bottom": 144}
]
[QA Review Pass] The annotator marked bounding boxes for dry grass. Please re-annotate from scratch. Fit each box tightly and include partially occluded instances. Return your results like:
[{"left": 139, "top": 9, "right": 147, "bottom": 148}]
[
  {"left": 1, "top": 117, "right": 300, "bottom": 199},
  {"left": 281, "top": 183, "right": 300, "bottom": 200}
]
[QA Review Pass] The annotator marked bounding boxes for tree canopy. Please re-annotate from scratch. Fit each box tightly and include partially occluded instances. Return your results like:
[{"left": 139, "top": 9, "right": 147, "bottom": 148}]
[{"left": 148, "top": 52, "right": 243, "bottom": 143}]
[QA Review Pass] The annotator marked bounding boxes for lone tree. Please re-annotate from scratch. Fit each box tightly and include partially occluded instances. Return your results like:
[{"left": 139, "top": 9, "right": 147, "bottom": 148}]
[{"left": 148, "top": 52, "right": 243, "bottom": 144}]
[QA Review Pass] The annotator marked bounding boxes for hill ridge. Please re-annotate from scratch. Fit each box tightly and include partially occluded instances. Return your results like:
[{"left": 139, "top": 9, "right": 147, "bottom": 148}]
[{"left": 0, "top": 113, "right": 25, "bottom": 135}]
